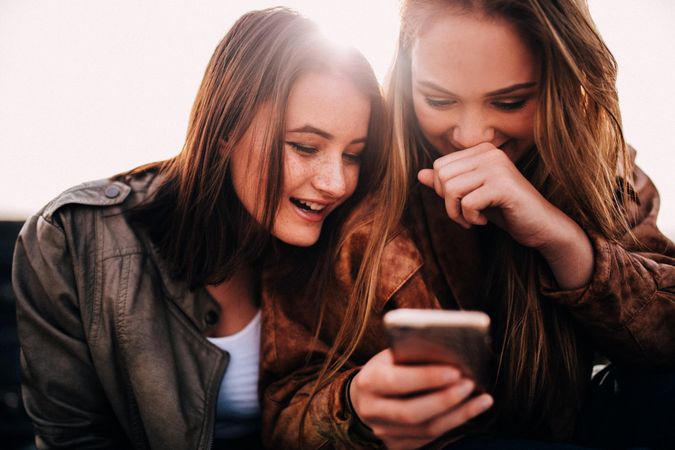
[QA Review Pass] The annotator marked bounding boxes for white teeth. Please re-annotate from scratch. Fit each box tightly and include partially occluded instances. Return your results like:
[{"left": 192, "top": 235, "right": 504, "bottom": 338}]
[{"left": 298, "top": 200, "right": 325, "bottom": 212}]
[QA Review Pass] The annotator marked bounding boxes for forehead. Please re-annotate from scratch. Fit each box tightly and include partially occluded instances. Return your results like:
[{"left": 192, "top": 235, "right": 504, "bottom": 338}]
[
  {"left": 411, "top": 12, "right": 537, "bottom": 94},
  {"left": 285, "top": 71, "right": 370, "bottom": 135}
]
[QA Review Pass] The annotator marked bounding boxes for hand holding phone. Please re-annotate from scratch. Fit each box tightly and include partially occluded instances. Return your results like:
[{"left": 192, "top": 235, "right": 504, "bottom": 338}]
[
  {"left": 384, "top": 309, "right": 493, "bottom": 390},
  {"left": 349, "top": 348, "right": 494, "bottom": 450}
]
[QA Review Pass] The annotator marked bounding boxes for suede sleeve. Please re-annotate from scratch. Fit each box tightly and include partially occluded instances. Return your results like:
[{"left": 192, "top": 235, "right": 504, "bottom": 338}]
[
  {"left": 13, "top": 214, "right": 130, "bottom": 449},
  {"left": 260, "top": 226, "right": 432, "bottom": 449},
  {"left": 540, "top": 164, "right": 675, "bottom": 369}
]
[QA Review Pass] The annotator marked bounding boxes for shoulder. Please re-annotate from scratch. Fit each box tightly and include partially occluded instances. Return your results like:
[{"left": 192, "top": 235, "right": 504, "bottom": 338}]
[
  {"left": 336, "top": 214, "right": 424, "bottom": 305},
  {"left": 38, "top": 169, "right": 160, "bottom": 224},
  {"left": 19, "top": 168, "right": 164, "bottom": 261}
]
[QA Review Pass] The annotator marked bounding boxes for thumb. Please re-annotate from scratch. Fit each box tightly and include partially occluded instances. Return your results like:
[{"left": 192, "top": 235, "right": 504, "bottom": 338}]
[{"left": 418, "top": 169, "right": 435, "bottom": 188}]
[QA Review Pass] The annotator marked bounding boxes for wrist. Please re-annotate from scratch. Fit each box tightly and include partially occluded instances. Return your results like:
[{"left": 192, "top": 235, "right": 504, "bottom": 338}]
[
  {"left": 345, "top": 370, "right": 378, "bottom": 441},
  {"left": 535, "top": 213, "right": 594, "bottom": 289},
  {"left": 535, "top": 211, "right": 582, "bottom": 259}
]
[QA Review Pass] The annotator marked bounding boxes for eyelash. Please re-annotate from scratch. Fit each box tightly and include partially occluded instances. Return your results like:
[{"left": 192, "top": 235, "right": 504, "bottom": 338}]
[
  {"left": 425, "top": 98, "right": 456, "bottom": 109},
  {"left": 343, "top": 153, "right": 362, "bottom": 164},
  {"left": 424, "top": 97, "right": 529, "bottom": 112},
  {"left": 287, "top": 141, "right": 362, "bottom": 164},
  {"left": 287, "top": 142, "right": 316, "bottom": 154},
  {"left": 493, "top": 99, "right": 528, "bottom": 111}
]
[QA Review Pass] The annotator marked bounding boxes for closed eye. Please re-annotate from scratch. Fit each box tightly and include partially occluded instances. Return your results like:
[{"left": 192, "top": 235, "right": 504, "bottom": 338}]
[
  {"left": 425, "top": 97, "right": 457, "bottom": 109},
  {"left": 492, "top": 98, "right": 528, "bottom": 111},
  {"left": 286, "top": 141, "right": 317, "bottom": 154},
  {"left": 343, "top": 152, "right": 362, "bottom": 164}
]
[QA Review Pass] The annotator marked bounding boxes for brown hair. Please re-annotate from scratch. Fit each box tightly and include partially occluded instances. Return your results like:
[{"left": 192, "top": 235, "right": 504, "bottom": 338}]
[
  {"left": 121, "top": 7, "right": 402, "bottom": 297},
  {"left": 390, "top": 0, "right": 633, "bottom": 437}
]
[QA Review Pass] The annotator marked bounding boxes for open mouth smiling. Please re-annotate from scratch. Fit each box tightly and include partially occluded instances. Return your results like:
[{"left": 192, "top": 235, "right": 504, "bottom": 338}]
[{"left": 290, "top": 197, "right": 327, "bottom": 214}]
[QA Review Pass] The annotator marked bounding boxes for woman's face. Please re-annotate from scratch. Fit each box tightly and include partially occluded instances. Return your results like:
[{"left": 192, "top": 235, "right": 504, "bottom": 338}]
[
  {"left": 230, "top": 71, "right": 370, "bottom": 247},
  {"left": 410, "top": 11, "right": 538, "bottom": 161}
]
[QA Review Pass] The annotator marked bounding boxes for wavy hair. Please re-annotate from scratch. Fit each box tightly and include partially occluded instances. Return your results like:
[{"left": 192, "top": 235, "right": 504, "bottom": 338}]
[
  {"left": 122, "top": 7, "right": 408, "bottom": 440},
  {"left": 390, "top": 0, "right": 633, "bottom": 436},
  {"left": 123, "top": 7, "right": 402, "bottom": 292}
]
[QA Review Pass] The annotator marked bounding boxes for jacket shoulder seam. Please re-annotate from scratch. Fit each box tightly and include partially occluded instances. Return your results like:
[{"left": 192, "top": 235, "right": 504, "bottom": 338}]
[{"left": 40, "top": 179, "right": 132, "bottom": 222}]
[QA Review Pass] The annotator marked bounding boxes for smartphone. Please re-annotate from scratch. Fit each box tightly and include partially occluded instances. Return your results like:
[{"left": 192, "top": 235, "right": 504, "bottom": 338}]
[{"left": 384, "top": 308, "right": 493, "bottom": 391}]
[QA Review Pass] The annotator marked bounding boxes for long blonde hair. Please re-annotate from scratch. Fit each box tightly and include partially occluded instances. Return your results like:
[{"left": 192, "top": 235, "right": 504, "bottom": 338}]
[{"left": 390, "top": 0, "right": 633, "bottom": 436}]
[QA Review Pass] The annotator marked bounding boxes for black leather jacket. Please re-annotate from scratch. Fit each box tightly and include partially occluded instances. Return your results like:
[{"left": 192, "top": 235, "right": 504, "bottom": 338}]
[{"left": 13, "top": 171, "right": 231, "bottom": 449}]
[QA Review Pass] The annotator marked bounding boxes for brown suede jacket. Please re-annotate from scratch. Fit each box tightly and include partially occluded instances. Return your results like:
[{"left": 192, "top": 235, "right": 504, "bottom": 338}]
[{"left": 260, "top": 162, "right": 675, "bottom": 449}]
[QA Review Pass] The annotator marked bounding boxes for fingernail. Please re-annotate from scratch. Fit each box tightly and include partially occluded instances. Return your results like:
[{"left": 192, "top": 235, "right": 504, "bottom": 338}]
[
  {"left": 479, "top": 395, "right": 494, "bottom": 410},
  {"left": 458, "top": 381, "right": 474, "bottom": 396}
]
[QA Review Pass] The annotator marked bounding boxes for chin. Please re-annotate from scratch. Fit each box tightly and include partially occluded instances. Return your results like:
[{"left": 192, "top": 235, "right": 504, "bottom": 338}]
[{"left": 274, "top": 230, "right": 321, "bottom": 248}]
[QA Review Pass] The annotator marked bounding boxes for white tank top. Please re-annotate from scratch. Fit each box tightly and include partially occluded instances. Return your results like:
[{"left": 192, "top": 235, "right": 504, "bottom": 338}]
[{"left": 206, "top": 310, "right": 262, "bottom": 439}]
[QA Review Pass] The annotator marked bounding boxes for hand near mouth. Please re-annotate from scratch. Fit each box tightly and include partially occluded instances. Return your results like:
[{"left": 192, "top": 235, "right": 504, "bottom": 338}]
[{"left": 418, "top": 142, "right": 594, "bottom": 289}]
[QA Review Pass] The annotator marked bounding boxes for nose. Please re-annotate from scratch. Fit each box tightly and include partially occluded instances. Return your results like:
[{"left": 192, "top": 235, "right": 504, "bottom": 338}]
[
  {"left": 450, "top": 109, "right": 495, "bottom": 149},
  {"left": 312, "top": 156, "right": 347, "bottom": 199}
]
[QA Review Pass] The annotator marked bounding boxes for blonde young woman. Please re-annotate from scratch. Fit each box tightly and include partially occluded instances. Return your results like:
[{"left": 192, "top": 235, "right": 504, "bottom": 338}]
[
  {"left": 261, "top": 1, "right": 675, "bottom": 449},
  {"left": 12, "top": 8, "right": 401, "bottom": 449}
]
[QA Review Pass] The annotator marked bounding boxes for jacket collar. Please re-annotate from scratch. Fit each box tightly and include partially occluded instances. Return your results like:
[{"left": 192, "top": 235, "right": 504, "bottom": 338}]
[{"left": 126, "top": 171, "right": 222, "bottom": 334}]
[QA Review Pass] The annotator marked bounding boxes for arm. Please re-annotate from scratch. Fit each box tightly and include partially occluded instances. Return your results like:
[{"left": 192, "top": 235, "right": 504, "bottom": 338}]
[
  {"left": 418, "top": 143, "right": 594, "bottom": 289},
  {"left": 260, "top": 256, "right": 389, "bottom": 450},
  {"left": 540, "top": 163, "right": 675, "bottom": 370},
  {"left": 419, "top": 143, "right": 675, "bottom": 369},
  {"left": 260, "top": 225, "right": 493, "bottom": 449},
  {"left": 13, "top": 214, "right": 130, "bottom": 449},
  {"left": 261, "top": 281, "right": 493, "bottom": 450}
]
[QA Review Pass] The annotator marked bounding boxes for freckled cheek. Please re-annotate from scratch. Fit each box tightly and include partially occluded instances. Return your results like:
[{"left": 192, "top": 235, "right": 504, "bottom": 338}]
[{"left": 282, "top": 154, "right": 314, "bottom": 193}]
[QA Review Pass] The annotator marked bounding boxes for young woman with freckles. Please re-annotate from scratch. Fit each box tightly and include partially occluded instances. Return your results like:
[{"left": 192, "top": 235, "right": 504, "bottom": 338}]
[
  {"left": 12, "top": 8, "right": 401, "bottom": 449},
  {"left": 260, "top": 1, "right": 675, "bottom": 449}
]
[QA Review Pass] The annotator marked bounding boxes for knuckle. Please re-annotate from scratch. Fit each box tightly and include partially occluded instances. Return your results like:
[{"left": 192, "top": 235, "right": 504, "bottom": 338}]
[
  {"left": 433, "top": 158, "right": 445, "bottom": 170},
  {"left": 477, "top": 142, "right": 496, "bottom": 153},
  {"left": 353, "top": 372, "right": 369, "bottom": 391},
  {"left": 460, "top": 196, "right": 474, "bottom": 209},
  {"left": 443, "top": 180, "right": 456, "bottom": 197},
  {"left": 379, "top": 368, "right": 398, "bottom": 391},
  {"left": 487, "top": 148, "right": 506, "bottom": 163},
  {"left": 390, "top": 408, "right": 415, "bottom": 425},
  {"left": 438, "top": 164, "right": 452, "bottom": 180}
]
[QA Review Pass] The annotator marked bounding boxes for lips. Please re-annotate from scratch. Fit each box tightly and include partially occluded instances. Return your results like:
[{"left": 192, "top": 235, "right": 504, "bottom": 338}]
[{"left": 290, "top": 197, "right": 327, "bottom": 213}]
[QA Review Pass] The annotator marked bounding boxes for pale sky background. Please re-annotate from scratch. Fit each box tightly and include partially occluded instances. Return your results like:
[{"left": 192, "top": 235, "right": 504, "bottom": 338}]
[{"left": 1, "top": 0, "right": 673, "bottom": 238}]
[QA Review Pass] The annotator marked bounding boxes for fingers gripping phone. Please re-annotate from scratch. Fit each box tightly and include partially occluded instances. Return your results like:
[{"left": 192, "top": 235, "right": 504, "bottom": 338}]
[{"left": 384, "top": 309, "right": 493, "bottom": 391}]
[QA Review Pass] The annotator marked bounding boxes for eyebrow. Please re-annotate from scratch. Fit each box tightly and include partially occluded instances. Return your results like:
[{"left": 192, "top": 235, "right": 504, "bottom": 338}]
[
  {"left": 417, "top": 80, "right": 537, "bottom": 97},
  {"left": 287, "top": 125, "right": 367, "bottom": 144}
]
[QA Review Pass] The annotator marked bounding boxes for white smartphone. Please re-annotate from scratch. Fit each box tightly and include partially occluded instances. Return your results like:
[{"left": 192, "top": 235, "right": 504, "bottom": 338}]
[{"left": 384, "top": 309, "right": 493, "bottom": 391}]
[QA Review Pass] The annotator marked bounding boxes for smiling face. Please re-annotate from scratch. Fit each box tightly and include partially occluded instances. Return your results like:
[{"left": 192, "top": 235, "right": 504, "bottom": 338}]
[
  {"left": 411, "top": 11, "right": 538, "bottom": 161},
  {"left": 230, "top": 71, "right": 370, "bottom": 247}
]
